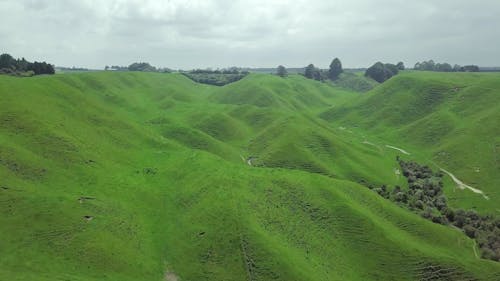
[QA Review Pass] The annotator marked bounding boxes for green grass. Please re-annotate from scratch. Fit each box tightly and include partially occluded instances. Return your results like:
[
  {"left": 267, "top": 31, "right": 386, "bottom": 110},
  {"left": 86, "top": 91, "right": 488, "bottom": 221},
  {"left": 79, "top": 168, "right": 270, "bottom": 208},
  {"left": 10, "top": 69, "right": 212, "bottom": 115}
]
[
  {"left": 332, "top": 72, "right": 379, "bottom": 92},
  {"left": 1, "top": 71, "right": 499, "bottom": 280},
  {"left": 320, "top": 71, "right": 500, "bottom": 213}
]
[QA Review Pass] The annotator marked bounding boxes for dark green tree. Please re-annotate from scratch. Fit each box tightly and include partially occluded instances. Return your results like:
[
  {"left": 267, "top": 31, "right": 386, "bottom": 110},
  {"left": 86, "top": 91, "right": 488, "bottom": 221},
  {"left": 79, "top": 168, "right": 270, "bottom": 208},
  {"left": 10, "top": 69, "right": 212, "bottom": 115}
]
[
  {"left": 276, "top": 65, "right": 287, "bottom": 77},
  {"left": 396, "top": 61, "right": 405, "bottom": 70},
  {"left": 384, "top": 63, "right": 399, "bottom": 76},
  {"left": 304, "top": 64, "right": 315, "bottom": 79},
  {"left": 365, "top": 62, "right": 396, "bottom": 83},
  {"left": 436, "top": 63, "right": 452, "bottom": 72},
  {"left": 328, "top": 58, "right": 343, "bottom": 80},
  {"left": 128, "top": 62, "right": 156, "bottom": 72},
  {"left": 0, "top": 53, "right": 15, "bottom": 69}
]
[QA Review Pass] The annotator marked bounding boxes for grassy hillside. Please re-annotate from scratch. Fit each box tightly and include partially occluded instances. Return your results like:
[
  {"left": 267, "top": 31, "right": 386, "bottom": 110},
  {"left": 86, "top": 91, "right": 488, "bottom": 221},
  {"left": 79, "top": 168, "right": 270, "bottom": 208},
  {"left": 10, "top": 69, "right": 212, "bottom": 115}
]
[
  {"left": 1, "top": 72, "right": 499, "bottom": 280},
  {"left": 320, "top": 71, "right": 500, "bottom": 213}
]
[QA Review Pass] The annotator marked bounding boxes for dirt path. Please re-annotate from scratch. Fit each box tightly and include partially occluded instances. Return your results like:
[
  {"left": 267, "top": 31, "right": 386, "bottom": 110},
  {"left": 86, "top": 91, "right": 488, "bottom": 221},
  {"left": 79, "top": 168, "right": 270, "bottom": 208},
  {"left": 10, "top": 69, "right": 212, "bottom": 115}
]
[
  {"left": 361, "top": 140, "right": 384, "bottom": 153},
  {"left": 472, "top": 241, "right": 479, "bottom": 259},
  {"left": 385, "top": 145, "right": 410, "bottom": 155},
  {"left": 439, "top": 168, "right": 489, "bottom": 200},
  {"left": 240, "top": 155, "right": 254, "bottom": 166},
  {"left": 164, "top": 272, "right": 179, "bottom": 281}
]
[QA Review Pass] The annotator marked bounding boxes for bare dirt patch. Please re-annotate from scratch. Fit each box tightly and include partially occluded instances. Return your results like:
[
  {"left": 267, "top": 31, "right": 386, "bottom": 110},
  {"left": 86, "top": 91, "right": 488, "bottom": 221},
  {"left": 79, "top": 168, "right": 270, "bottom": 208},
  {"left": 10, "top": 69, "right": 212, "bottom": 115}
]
[{"left": 164, "top": 271, "right": 180, "bottom": 281}]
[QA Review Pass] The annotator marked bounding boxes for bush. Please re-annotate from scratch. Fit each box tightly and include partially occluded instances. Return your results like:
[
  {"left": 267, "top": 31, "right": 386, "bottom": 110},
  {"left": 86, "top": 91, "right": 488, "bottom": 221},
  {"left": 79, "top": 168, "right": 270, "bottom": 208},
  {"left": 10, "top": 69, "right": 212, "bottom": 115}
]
[
  {"left": 365, "top": 62, "right": 399, "bottom": 83},
  {"left": 464, "top": 225, "right": 477, "bottom": 238},
  {"left": 365, "top": 159, "right": 500, "bottom": 262}
]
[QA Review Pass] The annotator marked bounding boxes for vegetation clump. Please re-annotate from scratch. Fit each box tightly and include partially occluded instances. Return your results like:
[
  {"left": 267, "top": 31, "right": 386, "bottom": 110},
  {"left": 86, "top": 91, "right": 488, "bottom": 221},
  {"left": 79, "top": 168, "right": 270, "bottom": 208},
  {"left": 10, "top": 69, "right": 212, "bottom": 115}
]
[
  {"left": 414, "top": 60, "right": 479, "bottom": 72},
  {"left": 0, "top": 53, "right": 55, "bottom": 76},
  {"left": 368, "top": 159, "right": 500, "bottom": 261},
  {"left": 105, "top": 62, "right": 171, "bottom": 72},
  {"left": 302, "top": 58, "right": 344, "bottom": 82},
  {"left": 276, "top": 65, "right": 287, "bottom": 77},
  {"left": 328, "top": 58, "right": 343, "bottom": 80},
  {"left": 365, "top": 62, "right": 400, "bottom": 83},
  {"left": 182, "top": 68, "right": 249, "bottom": 86}
]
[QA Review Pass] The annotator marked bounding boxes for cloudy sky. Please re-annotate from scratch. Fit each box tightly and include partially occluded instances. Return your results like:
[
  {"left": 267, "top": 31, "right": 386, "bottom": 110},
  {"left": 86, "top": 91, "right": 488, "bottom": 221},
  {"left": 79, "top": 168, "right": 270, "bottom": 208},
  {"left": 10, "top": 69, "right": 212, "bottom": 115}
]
[{"left": 1, "top": 0, "right": 499, "bottom": 69}]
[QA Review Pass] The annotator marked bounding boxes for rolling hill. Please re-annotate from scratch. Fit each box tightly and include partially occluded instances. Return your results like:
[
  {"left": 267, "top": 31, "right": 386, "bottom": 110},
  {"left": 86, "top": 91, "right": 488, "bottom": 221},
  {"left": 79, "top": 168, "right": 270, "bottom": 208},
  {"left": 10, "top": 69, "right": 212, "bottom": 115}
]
[
  {"left": 320, "top": 71, "right": 500, "bottom": 213},
  {"left": 1, "top": 71, "right": 499, "bottom": 280}
]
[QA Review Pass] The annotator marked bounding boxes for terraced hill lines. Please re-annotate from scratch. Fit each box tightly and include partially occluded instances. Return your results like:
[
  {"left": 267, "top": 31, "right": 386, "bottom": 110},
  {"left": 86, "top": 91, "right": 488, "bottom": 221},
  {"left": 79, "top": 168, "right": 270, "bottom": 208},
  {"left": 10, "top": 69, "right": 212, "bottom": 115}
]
[
  {"left": 1, "top": 71, "right": 499, "bottom": 280},
  {"left": 321, "top": 71, "right": 500, "bottom": 212}
]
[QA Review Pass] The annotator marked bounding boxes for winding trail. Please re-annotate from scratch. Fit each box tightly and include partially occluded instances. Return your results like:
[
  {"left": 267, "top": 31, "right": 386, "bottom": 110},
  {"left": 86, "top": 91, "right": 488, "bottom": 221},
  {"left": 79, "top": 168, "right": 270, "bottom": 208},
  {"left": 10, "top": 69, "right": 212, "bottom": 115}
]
[
  {"left": 439, "top": 168, "right": 489, "bottom": 200},
  {"left": 361, "top": 140, "right": 383, "bottom": 152},
  {"left": 362, "top": 140, "right": 378, "bottom": 147},
  {"left": 472, "top": 241, "right": 480, "bottom": 259},
  {"left": 358, "top": 130, "right": 489, "bottom": 201},
  {"left": 385, "top": 145, "right": 411, "bottom": 155}
]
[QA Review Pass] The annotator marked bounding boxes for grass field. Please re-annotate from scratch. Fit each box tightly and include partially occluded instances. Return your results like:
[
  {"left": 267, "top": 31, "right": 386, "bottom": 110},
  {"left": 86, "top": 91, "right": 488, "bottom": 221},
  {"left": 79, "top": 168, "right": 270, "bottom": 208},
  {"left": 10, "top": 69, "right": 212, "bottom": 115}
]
[{"left": 1, "top": 71, "right": 499, "bottom": 280}]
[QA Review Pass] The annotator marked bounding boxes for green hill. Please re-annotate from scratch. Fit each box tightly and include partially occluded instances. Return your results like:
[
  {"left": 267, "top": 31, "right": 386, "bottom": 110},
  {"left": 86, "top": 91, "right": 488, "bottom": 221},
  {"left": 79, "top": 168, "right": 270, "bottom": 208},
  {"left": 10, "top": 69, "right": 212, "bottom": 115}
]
[
  {"left": 320, "top": 71, "right": 500, "bottom": 213},
  {"left": 1, "top": 72, "right": 499, "bottom": 280}
]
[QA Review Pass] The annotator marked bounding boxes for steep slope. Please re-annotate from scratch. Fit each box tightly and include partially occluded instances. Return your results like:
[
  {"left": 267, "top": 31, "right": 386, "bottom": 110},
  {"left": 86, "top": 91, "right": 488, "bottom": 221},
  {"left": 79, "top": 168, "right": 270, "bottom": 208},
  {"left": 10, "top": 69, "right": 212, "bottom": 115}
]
[
  {"left": 1, "top": 72, "right": 499, "bottom": 280},
  {"left": 320, "top": 71, "right": 500, "bottom": 213}
]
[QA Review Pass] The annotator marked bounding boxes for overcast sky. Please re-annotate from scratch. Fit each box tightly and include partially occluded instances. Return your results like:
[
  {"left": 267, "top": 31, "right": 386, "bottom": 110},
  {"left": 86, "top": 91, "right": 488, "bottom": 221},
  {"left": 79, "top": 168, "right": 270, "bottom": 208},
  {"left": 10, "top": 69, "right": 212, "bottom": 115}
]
[{"left": 1, "top": 0, "right": 499, "bottom": 69}]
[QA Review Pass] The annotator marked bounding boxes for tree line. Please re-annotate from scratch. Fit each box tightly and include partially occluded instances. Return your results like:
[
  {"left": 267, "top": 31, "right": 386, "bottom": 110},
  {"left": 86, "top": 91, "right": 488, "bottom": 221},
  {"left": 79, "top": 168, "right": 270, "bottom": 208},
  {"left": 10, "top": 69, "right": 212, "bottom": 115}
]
[
  {"left": 414, "top": 60, "right": 479, "bottom": 72},
  {"left": 182, "top": 68, "right": 249, "bottom": 86},
  {"left": 105, "top": 62, "right": 171, "bottom": 73},
  {"left": 276, "top": 58, "right": 482, "bottom": 84},
  {"left": 0, "top": 53, "right": 55, "bottom": 76},
  {"left": 366, "top": 159, "right": 500, "bottom": 262},
  {"left": 276, "top": 58, "right": 402, "bottom": 83},
  {"left": 276, "top": 58, "right": 344, "bottom": 82}
]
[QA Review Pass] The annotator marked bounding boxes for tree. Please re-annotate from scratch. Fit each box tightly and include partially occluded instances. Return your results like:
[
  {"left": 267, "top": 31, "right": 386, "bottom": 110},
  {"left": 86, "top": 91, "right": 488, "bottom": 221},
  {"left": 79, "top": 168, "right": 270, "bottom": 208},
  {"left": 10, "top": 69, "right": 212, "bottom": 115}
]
[
  {"left": 328, "top": 58, "right": 343, "bottom": 80},
  {"left": 128, "top": 62, "right": 156, "bottom": 72},
  {"left": 436, "top": 63, "right": 452, "bottom": 72},
  {"left": 396, "top": 61, "right": 405, "bottom": 70},
  {"left": 312, "top": 68, "right": 322, "bottom": 81},
  {"left": 0, "top": 53, "right": 16, "bottom": 69},
  {"left": 423, "top": 60, "right": 435, "bottom": 71},
  {"left": 463, "top": 225, "right": 477, "bottom": 238},
  {"left": 365, "top": 62, "right": 396, "bottom": 83},
  {"left": 463, "top": 65, "right": 480, "bottom": 72},
  {"left": 304, "top": 64, "right": 315, "bottom": 79},
  {"left": 276, "top": 65, "right": 287, "bottom": 77},
  {"left": 384, "top": 63, "right": 399, "bottom": 76},
  {"left": 453, "top": 64, "right": 463, "bottom": 72}
]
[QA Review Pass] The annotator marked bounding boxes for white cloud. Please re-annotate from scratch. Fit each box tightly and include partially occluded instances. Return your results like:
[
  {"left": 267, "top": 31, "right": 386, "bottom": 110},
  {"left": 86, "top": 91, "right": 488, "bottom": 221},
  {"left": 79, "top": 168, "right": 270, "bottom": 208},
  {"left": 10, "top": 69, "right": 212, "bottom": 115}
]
[{"left": 1, "top": 0, "right": 499, "bottom": 69}]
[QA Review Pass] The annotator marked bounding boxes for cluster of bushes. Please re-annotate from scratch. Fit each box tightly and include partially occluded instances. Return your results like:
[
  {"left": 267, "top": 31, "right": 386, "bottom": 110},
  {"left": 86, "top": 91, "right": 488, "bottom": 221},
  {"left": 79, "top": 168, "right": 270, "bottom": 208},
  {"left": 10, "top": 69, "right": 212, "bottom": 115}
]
[
  {"left": 0, "top": 53, "right": 55, "bottom": 76},
  {"left": 293, "top": 58, "right": 343, "bottom": 82},
  {"left": 105, "top": 63, "right": 171, "bottom": 73},
  {"left": 414, "top": 60, "right": 479, "bottom": 72},
  {"left": 182, "top": 68, "right": 249, "bottom": 86},
  {"left": 189, "top": 68, "right": 249, "bottom": 75},
  {"left": 367, "top": 159, "right": 500, "bottom": 261},
  {"left": 364, "top": 62, "right": 404, "bottom": 83}
]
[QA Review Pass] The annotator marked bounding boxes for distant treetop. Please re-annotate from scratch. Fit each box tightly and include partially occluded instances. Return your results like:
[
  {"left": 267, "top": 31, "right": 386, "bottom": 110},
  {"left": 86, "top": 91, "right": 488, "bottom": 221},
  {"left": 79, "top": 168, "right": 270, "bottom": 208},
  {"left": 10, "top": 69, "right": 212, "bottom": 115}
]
[
  {"left": 328, "top": 58, "right": 343, "bottom": 80},
  {"left": 276, "top": 65, "right": 287, "bottom": 77},
  {"left": 128, "top": 62, "right": 156, "bottom": 72},
  {"left": 365, "top": 62, "right": 399, "bottom": 83},
  {"left": 414, "top": 60, "right": 479, "bottom": 72}
]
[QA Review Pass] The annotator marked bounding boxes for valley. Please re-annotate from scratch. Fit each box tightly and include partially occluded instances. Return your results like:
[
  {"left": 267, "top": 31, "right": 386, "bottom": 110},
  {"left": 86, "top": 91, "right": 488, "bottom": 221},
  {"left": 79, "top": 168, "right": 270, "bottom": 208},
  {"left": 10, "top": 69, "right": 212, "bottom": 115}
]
[{"left": 1, "top": 71, "right": 499, "bottom": 280}]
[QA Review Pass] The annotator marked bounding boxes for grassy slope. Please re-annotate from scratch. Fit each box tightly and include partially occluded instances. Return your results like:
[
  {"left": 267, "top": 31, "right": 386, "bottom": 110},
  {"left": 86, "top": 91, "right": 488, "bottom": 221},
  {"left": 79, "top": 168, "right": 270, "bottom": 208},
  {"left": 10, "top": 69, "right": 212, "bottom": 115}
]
[
  {"left": 1, "top": 72, "right": 499, "bottom": 280},
  {"left": 320, "top": 71, "right": 500, "bottom": 213}
]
